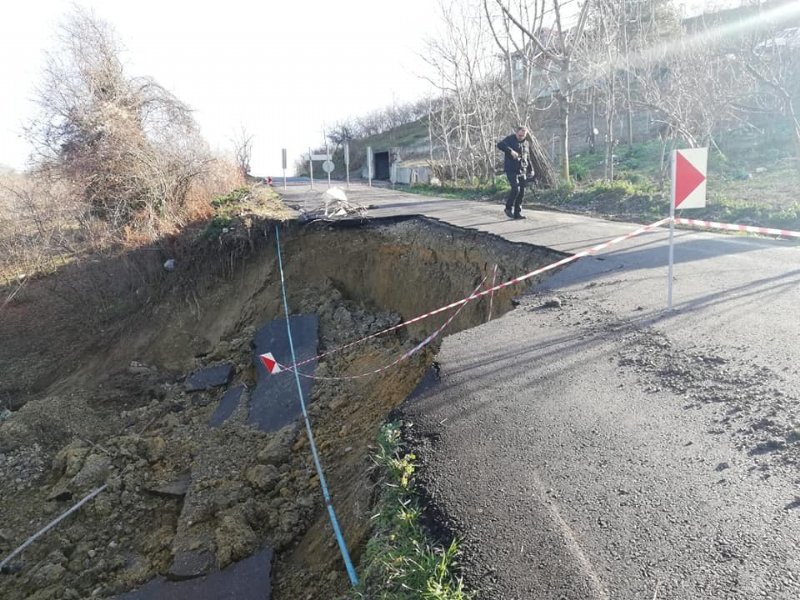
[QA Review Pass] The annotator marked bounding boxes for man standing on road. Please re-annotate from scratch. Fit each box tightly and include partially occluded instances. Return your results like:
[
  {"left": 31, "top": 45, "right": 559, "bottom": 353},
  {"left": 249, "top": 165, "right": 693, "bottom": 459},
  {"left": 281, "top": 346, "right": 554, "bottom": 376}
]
[{"left": 497, "top": 126, "right": 534, "bottom": 220}]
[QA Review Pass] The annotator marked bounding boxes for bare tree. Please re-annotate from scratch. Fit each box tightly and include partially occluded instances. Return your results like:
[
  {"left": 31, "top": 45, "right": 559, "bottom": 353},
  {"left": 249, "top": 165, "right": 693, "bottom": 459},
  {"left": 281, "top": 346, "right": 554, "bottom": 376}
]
[
  {"left": 490, "top": 0, "right": 594, "bottom": 184},
  {"left": 578, "top": 0, "right": 626, "bottom": 179},
  {"left": 630, "top": 14, "right": 744, "bottom": 187},
  {"left": 422, "top": 1, "right": 557, "bottom": 187},
  {"left": 482, "top": 0, "right": 559, "bottom": 186},
  {"left": 232, "top": 126, "right": 253, "bottom": 177},
  {"left": 731, "top": 6, "right": 800, "bottom": 168},
  {"left": 326, "top": 121, "right": 357, "bottom": 149},
  {"left": 25, "top": 7, "right": 212, "bottom": 235},
  {"left": 423, "top": 1, "right": 505, "bottom": 184}
]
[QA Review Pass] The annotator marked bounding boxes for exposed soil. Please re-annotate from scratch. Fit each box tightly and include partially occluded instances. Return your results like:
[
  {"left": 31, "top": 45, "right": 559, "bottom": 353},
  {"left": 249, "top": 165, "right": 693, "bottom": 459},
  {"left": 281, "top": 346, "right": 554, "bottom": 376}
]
[{"left": 0, "top": 215, "right": 562, "bottom": 599}]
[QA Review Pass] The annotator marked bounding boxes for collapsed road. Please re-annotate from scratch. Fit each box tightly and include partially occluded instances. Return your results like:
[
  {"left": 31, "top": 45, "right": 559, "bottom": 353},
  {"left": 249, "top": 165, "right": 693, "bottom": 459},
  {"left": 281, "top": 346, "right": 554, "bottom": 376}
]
[
  {"left": 1, "top": 181, "right": 798, "bottom": 599},
  {"left": 282, "top": 183, "right": 800, "bottom": 599}
]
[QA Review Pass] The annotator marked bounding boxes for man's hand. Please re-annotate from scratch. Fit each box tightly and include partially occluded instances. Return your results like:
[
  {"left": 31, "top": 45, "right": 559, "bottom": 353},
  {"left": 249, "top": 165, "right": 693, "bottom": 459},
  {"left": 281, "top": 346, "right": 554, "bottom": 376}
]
[{"left": 510, "top": 150, "right": 519, "bottom": 159}]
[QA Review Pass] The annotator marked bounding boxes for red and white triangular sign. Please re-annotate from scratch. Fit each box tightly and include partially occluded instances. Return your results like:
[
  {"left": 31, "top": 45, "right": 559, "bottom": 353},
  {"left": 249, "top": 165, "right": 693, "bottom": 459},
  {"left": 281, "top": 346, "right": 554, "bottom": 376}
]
[
  {"left": 672, "top": 148, "right": 708, "bottom": 209},
  {"left": 259, "top": 352, "right": 282, "bottom": 375}
]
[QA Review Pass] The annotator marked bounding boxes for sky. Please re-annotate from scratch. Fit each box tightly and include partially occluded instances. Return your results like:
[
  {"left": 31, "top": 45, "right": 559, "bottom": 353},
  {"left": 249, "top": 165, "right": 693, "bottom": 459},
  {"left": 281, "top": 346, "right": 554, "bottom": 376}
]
[
  {"left": 0, "top": 0, "right": 442, "bottom": 174},
  {"left": 0, "top": 0, "right": 745, "bottom": 175}
]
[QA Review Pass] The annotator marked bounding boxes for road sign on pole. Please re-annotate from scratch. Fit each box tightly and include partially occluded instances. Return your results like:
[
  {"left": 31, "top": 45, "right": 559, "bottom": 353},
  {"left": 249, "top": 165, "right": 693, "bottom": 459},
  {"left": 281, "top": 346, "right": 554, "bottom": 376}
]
[
  {"left": 325, "top": 146, "right": 332, "bottom": 187},
  {"left": 281, "top": 148, "right": 287, "bottom": 190},
  {"left": 668, "top": 147, "right": 708, "bottom": 310},
  {"left": 308, "top": 147, "right": 314, "bottom": 190},
  {"left": 672, "top": 148, "right": 708, "bottom": 210}
]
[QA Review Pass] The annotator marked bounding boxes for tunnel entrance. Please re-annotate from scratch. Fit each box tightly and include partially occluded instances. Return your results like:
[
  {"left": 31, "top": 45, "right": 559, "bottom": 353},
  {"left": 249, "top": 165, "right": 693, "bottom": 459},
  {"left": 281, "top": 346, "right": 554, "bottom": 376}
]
[
  {"left": 0, "top": 216, "right": 565, "bottom": 600},
  {"left": 373, "top": 151, "right": 390, "bottom": 180}
]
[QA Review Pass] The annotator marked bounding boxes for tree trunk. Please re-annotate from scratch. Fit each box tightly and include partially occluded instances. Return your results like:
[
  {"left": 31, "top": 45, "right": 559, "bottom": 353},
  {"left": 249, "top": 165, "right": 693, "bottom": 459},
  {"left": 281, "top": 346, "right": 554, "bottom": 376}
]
[
  {"left": 785, "top": 97, "right": 800, "bottom": 174},
  {"left": 560, "top": 98, "right": 570, "bottom": 184},
  {"left": 589, "top": 91, "right": 597, "bottom": 154},
  {"left": 625, "top": 69, "right": 634, "bottom": 147},
  {"left": 528, "top": 132, "right": 559, "bottom": 188}
]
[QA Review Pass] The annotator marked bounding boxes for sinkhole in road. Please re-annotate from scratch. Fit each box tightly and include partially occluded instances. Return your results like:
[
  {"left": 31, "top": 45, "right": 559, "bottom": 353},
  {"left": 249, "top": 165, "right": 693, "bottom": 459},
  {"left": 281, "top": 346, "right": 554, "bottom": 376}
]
[{"left": 0, "top": 216, "right": 565, "bottom": 600}]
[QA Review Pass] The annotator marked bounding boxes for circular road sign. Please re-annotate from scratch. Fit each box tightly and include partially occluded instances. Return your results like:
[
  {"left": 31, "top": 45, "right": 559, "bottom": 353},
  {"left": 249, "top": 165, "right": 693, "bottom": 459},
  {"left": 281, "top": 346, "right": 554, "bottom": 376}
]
[{"left": 322, "top": 160, "right": 335, "bottom": 173}]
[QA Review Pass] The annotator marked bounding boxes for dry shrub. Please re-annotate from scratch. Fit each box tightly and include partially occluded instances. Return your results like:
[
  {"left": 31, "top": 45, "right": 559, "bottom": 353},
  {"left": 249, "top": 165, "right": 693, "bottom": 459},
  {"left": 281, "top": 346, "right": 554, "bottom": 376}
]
[
  {"left": 27, "top": 7, "right": 227, "bottom": 244},
  {"left": 0, "top": 174, "right": 83, "bottom": 280},
  {"left": 2, "top": 9, "right": 250, "bottom": 309},
  {"left": 184, "top": 157, "right": 244, "bottom": 222}
]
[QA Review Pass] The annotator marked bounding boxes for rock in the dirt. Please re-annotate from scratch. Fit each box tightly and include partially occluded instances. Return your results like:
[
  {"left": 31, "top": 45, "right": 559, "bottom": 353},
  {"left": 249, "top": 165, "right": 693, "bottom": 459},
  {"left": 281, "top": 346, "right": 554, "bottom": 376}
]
[
  {"left": 70, "top": 454, "right": 112, "bottom": 490},
  {"left": 542, "top": 297, "right": 563, "bottom": 309},
  {"left": 46, "top": 483, "right": 72, "bottom": 502},
  {"left": 215, "top": 514, "right": 259, "bottom": 568},
  {"left": 332, "top": 306, "right": 354, "bottom": 330},
  {"left": 143, "top": 437, "right": 166, "bottom": 463},
  {"left": 52, "top": 441, "right": 90, "bottom": 479},
  {"left": 184, "top": 364, "right": 235, "bottom": 392},
  {"left": 191, "top": 337, "right": 213, "bottom": 357},
  {"left": 144, "top": 473, "right": 191, "bottom": 498},
  {"left": 31, "top": 562, "right": 66, "bottom": 587},
  {"left": 127, "top": 362, "right": 154, "bottom": 376},
  {"left": 278, "top": 510, "right": 299, "bottom": 534},
  {"left": 245, "top": 464, "right": 280, "bottom": 492},
  {"left": 256, "top": 430, "right": 293, "bottom": 467}
]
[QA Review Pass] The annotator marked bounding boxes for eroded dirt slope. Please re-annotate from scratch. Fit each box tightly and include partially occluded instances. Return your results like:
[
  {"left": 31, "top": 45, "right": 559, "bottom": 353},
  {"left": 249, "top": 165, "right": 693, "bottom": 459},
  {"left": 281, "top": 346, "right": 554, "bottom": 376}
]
[{"left": 0, "top": 216, "right": 561, "bottom": 599}]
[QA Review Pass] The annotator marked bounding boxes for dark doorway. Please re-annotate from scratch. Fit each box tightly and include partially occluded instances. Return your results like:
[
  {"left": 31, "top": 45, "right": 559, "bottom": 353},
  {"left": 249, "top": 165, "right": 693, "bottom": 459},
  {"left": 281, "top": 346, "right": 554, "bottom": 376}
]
[{"left": 374, "top": 151, "right": 390, "bottom": 180}]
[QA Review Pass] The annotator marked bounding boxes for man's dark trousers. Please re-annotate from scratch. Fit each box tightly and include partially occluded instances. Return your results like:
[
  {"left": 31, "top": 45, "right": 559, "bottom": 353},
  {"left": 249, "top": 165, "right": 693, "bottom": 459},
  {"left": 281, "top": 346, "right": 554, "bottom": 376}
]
[{"left": 505, "top": 172, "right": 526, "bottom": 214}]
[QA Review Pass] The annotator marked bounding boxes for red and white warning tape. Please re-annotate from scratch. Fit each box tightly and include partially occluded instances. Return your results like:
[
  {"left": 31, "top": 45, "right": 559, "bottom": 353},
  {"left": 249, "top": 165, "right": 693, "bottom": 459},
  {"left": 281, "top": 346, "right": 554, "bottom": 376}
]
[
  {"left": 672, "top": 217, "right": 800, "bottom": 239},
  {"left": 269, "top": 273, "right": 489, "bottom": 381},
  {"left": 263, "top": 217, "right": 669, "bottom": 378}
]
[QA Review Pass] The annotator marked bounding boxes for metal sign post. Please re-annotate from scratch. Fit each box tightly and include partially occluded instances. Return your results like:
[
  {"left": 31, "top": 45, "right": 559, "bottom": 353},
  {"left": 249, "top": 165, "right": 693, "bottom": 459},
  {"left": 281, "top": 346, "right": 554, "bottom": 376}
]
[
  {"left": 367, "top": 146, "right": 373, "bottom": 187},
  {"left": 308, "top": 147, "right": 314, "bottom": 190},
  {"left": 667, "top": 147, "right": 708, "bottom": 310},
  {"left": 281, "top": 148, "right": 287, "bottom": 190},
  {"left": 668, "top": 174, "right": 676, "bottom": 310},
  {"left": 322, "top": 159, "right": 335, "bottom": 186},
  {"left": 344, "top": 142, "right": 350, "bottom": 189},
  {"left": 326, "top": 145, "right": 331, "bottom": 188}
]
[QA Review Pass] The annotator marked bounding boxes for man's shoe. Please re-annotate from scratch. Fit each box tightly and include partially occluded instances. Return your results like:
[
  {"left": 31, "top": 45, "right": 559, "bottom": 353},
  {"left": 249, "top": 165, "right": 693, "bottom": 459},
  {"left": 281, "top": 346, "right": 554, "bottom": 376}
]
[
  {"left": 513, "top": 212, "right": 526, "bottom": 219},
  {"left": 504, "top": 207, "right": 514, "bottom": 219}
]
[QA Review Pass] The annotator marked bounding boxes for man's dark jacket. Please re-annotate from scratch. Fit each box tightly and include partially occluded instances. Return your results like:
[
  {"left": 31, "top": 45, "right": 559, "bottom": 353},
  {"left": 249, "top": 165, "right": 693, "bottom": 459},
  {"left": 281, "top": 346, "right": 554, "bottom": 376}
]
[{"left": 497, "top": 134, "right": 532, "bottom": 176}]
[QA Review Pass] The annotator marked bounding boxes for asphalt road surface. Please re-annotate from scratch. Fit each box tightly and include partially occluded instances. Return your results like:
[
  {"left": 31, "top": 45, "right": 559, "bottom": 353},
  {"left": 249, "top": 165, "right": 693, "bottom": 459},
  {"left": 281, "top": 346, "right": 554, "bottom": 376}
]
[{"left": 278, "top": 183, "right": 800, "bottom": 599}]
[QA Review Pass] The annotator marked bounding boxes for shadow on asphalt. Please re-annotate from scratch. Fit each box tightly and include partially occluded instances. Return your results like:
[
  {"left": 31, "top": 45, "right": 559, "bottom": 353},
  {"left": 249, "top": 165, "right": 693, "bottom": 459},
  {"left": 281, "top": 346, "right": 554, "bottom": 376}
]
[{"left": 409, "top": 239, "right": 800, "bottom": 424}]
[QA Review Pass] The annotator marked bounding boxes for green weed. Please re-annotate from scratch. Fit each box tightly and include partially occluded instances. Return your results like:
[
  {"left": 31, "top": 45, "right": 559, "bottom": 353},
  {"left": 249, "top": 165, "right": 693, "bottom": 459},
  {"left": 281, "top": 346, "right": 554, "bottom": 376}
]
[{"left": 345, "top": 423, "right": 471, "bottom": 600}]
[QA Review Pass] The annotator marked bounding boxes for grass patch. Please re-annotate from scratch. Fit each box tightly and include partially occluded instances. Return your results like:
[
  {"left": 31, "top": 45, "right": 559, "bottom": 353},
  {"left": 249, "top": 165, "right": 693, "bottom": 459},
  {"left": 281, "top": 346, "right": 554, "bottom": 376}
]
[
  {"left": 203, "top": 185, "right": 293, "bottom": 239},
  {"left": 210, "top": 186, "right": 251, "bottom": 209},
  {"left": 346, "top": 422, "right": 470, "bottom": 600},
  {"left": 405, "top": 177, "right": 508, "bottom": 202},
  {"left": 401, "top": 136, "right": 800, "bottom": 230}
]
